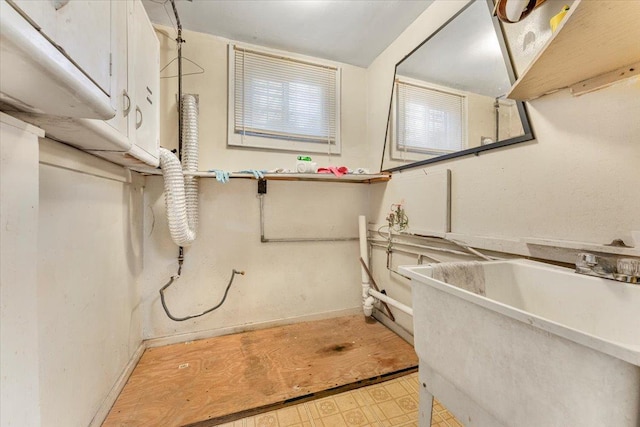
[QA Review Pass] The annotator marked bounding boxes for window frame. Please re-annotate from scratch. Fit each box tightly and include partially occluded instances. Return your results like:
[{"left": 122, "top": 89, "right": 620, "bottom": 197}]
[
  {"left": 227, "top": 43, "right": 342, "bottom": 154},
  {"left": 390, "top": 76, "right": 468, "bottom": 163}
]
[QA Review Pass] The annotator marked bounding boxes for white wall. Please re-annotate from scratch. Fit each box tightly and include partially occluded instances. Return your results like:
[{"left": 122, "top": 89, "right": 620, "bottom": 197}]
[
  {"left": 142, "top": 177, "right": 368, "bottom": 341},
  {"left": 1, "top": 122, "right": 145, "bottom": 427},
  {"left": 366, "top": 0, "right": 640, "bottom": 333},
  {"left": 139, "top": 26, "right": 373, "bottom": 342},
  {"left": 368, "top": 0, "right": 640, "bottom": 247},
  {"left": 155, "top": 25, "right": 369, "bottom": 172}
]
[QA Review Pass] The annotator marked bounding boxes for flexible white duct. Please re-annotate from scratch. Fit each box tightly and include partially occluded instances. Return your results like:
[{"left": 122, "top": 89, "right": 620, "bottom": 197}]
[
  {"left": 181, "top": 95, "right": 199, "bottom": 236},
  {"left": 158, "top": 94, "right": 199, "bottom": 246}
]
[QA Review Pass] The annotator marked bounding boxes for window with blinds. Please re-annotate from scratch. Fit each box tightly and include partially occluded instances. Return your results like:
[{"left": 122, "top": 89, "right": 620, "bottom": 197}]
[
  {"left": 395, "top": 80, "right": 465, "bottom": 155},
  {"left": 228, "top": 45, "right": 341, "bottom": 153}
]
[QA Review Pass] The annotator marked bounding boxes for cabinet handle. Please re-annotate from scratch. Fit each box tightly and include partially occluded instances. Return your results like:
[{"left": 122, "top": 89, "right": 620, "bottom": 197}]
[
  {"left": 122, "top": 90, "right": 131, "bottom": 116},
  {"left": 135, "top": 106, "right": 143, "bottom": 129}
]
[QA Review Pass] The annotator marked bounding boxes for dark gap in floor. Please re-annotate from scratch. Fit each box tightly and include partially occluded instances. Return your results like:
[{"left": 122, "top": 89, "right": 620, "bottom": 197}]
[{"left": 184, "top": 366, "right": 418, "bottom": 427}]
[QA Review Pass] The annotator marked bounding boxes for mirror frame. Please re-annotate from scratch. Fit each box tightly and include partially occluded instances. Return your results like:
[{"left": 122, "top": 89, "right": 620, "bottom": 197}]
[{"left": 381, "top": 0, "right": 534, "bottom": 173}]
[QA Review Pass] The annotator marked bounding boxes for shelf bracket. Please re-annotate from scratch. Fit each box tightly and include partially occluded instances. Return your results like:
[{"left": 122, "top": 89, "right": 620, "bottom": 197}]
[{"left": 570, "top": 61, "right": 640, "bottom": 97}]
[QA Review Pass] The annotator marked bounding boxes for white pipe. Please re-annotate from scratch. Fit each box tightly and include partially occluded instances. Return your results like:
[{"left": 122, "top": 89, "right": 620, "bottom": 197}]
[
  {"left": 368, "top": 289, "right": 413, "bottom": 317},
  {"left": 359, "top": 215, "right": 413, "bottom": 317},
  {"left": 359, "top": 216, "right": 370, "bottom": 285},
  {"left": 369, "top": 237, "right": 474, "bottom": 257},
  {"left": 363, "top": 296, "right": 375, "bottom": 317},
  {"left": 158, "top": 94, "right": 199, "bottom": 247},
  {"left": 358, "top": 215, "right": 372, "bottom": 316}
]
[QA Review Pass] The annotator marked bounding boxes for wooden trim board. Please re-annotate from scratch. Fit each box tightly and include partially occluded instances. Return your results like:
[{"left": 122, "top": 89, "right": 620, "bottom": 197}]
[
  {"left": 102, "top": 315, "right": 418, "bottom": 426},
  {"left": 89, "top": 343, "right": 146, "bottom": 427}
]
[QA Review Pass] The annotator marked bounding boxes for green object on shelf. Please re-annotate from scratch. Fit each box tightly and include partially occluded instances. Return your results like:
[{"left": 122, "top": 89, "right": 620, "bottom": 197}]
[{"left": 297, "top": 156, "right": 312, "bottom": 162}]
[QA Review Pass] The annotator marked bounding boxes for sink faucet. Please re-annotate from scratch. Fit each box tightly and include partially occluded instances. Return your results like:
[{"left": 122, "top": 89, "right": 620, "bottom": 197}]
[{"left": 576, "top": 252, "right": 640, "bottom": 284}]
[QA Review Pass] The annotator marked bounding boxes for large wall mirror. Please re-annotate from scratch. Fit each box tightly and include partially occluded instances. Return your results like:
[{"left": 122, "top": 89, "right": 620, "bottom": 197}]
[{"left": 381, "top": 0, "right": 534, "bottom": 172}]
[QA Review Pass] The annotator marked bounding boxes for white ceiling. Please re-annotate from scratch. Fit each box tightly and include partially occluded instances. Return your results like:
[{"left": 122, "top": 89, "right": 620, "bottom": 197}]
[
  {"left": 397, "top": 1, "right": 512, "bottom": 97},
  {"left": 142, "top": 0, "right": 433, "bottom": 68}
]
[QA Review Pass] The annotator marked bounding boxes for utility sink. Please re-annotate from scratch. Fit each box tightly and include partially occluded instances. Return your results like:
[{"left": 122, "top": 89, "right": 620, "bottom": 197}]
[{"left": 400, "top": 259, "right": 640, "bottom": 427}]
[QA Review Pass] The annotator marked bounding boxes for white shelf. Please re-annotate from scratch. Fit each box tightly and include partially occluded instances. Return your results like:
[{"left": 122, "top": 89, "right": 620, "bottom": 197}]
[
  {"left": 131, "top": 168, "right": 391, "bottom": 184},
  {"left": 508, "top": 0, "right": 640, "bottom": 101}
]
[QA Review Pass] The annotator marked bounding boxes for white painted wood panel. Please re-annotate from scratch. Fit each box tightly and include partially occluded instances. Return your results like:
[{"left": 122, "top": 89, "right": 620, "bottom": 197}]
[
  {"left": 0, "top": 113, "right": 43, "bottom": 427},
  {"left": 132, "top": 0, "right": 160, "bottom": 158},
  {"left": 11, "top": 0, "right": 112, "bottom": 93},
  {"left": 105, "top": 0, "right": 131, "bottom": 137},
  {"left": 0, "top": 1, "right": 114, "bottom": 119},
  {"left": 36, "top": 140, "right": 144, "bottom": 427}
]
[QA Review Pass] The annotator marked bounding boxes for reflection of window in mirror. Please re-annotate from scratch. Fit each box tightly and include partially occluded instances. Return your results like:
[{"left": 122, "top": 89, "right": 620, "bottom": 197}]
[
  {"left": 389, "top": 75, "right": 525, "bottom": 164},
  {"left": 391, "top": 77, "right": 467, "bottom": 162},
  {"left": 381, "top": 0, "right": 534, "bottom": 172}
]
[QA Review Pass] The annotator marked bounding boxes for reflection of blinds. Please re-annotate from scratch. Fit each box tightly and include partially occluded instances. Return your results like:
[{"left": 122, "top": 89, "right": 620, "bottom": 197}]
[
  {"left": 234, "top": 46, "right": 337, "bottom": 144},
  {"left": 396, "top": 80, "right": 464, "bottom": 153}
]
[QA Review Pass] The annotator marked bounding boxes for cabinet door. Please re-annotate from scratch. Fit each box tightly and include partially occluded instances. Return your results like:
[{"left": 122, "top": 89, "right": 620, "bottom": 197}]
[
  {"left": 9, "top": 0, "right": 112, "bottom": 95},
  {"left": 105, "top": 0, "right": 130, "bottom": 138},
  {"left": 131, "top": 0, "right": 159, "bottom": 159}
]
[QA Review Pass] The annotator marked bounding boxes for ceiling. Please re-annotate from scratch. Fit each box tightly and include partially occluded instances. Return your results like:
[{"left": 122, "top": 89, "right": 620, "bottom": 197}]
[
  {"left": 397, "top": 0, "right": 512, "bottom": 98},
  {"left": 142, "top": 0, "right": 433, "bottom": 68}
]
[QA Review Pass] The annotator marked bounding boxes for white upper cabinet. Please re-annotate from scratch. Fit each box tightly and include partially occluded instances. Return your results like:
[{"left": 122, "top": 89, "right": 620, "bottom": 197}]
[
  {"left": 9, "top": 0, "right": 112, "bottom": 94},
  {"left": 5, "top": 0, "right": 161, "bottom": 167},
  {"left": 0, "top": 0, "right": 114, "bottom": 119},
  {"left": 107, "top": 0, "right": 131, "bottom": 140},
  {"left": 130, "top": 0, "right": 160, "bottom": 161}
]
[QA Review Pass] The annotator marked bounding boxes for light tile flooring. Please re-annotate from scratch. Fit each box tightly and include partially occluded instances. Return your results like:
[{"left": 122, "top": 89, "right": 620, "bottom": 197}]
[{"left": 218, "top": 373, "right": 462, "bottom": 427}]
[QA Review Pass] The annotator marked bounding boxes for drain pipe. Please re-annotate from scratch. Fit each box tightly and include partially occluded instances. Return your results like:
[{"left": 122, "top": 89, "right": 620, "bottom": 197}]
[
  {"left": 369, "top": 289, "right": 413, "bottom": 316},
  {"left": 359, "top": 215, "right": 414, "bottom": 318},
  {"left": 359, "top": 215, "right": 375, "bottom": 316}
]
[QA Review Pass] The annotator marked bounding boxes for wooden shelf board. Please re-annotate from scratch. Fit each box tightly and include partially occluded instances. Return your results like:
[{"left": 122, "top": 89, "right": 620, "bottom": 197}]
[
  {"left": 508, "top": 0, "right": 640, "bottom": 101},
  {"left": 131, "top": 168, "right": 391, "bottom": 183}
]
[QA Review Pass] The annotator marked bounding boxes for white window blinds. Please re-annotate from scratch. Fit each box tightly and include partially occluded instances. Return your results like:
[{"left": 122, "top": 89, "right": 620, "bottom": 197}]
[
  {"left": 396, "top": 80, "right": 465, "bottom": 154},
  {"left": 233, "top": 46, "right": 338, "bottom": 146}
]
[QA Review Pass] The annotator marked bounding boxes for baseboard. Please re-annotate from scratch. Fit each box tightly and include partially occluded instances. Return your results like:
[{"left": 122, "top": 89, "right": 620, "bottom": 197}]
[
  {"left": 88, "top": 342, "right": 146, "bottom": 427},
  {"left": 145, "top": 307, "right": 362, "bottom": 348}
]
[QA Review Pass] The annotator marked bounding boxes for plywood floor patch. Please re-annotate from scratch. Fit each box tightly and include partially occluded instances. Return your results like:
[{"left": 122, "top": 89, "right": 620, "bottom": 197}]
[{"left": 103, "top": 315, "right": 417, "bottom": 426}]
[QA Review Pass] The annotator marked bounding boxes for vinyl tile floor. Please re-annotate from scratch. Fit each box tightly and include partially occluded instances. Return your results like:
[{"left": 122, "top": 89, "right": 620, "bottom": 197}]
[{"left": 218, "top": 372, "right": 462, "bottom": 427}]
